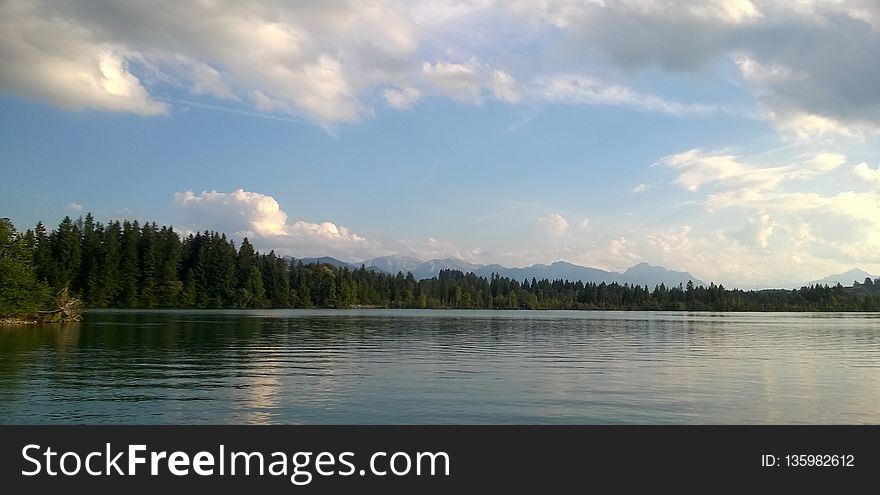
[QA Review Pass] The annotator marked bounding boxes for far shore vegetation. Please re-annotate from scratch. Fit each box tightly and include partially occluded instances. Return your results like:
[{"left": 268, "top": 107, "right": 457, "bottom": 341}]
[{"left": 2, "top": 214, "right": 880, "bottom": 322}]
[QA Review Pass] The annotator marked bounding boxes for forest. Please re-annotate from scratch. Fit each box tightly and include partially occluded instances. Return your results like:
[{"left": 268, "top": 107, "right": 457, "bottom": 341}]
[{"left": 3, "top": 214, "right": 880, "bottom": 319}]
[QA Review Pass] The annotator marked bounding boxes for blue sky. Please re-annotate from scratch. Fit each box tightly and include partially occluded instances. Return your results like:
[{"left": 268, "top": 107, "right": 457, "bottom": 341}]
[{"left": 1, "top": 0, "right": 880, "bottom": 287}]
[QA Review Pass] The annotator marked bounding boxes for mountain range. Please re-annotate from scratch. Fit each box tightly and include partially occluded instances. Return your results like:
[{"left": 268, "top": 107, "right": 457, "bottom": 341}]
[
  {"left": 290, "top": 255, "right": 707, "bottom": 288},
  {"left": 809, "top": 268, "right": 877, "bottom": 287},
  {"left": 289, "top": 256, "right": 878, "bottom": 290}
]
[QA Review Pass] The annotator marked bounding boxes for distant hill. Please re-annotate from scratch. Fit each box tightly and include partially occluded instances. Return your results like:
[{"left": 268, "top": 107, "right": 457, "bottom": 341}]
[
  {"left": 292, "top": 257, "right": 878, "bottom": 290},
  {"left": 622, "top": 262, "right": 705, "bottom": 288},
  {"left": 361, "top": 255, "right": 481, "bottom": 280},
  {"left": 357, "top": 256, "right": 705, "bottom": 288},
  {"left": 287, "top": 256, "right": 360, "bottom": 270},
  {"left": 413, "top": 258, "right": 482, "bottom": 280},
  {"left": 361, "top": 255, "right": 423, "bottom": 275},
  {"left": 294, "top": 256, "right": 880, "bottom": 291},
  {"left": 474, "top": 261, "right": 625, "bottom": 285},
  {"left": 809, "top": 268, "right": 876, "bottom": 287}
]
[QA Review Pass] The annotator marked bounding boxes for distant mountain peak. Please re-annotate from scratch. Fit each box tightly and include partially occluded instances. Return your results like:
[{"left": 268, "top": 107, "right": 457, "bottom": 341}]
[
  {"left": 810, "top": 268, "right": 876, "bottom": 287},
  {"left": 622, "top": 262, "right": 706, "bottom": 287},
  {"left": 365, "top": 254, "right": 422, "bottom": 263},
  {"left": 289, "top": 254, "right": 709, "bottom": 288}
]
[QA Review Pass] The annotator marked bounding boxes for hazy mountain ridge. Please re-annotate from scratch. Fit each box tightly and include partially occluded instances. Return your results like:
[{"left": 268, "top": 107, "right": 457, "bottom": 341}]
[
  {"left": 623, "top": 262, "right": 706, "bottom": 288},
  {"left": 358, "top": 256, "right": 704, "bottom": 288},
  {"left": 474, "top": 261, "right": 625, "bottom": 285},
  {"left": 282, "top": 256, "right": 877, "bottom": 290},
  {"left": 808, "top": 268, "right": 877, "bottom": 287}
]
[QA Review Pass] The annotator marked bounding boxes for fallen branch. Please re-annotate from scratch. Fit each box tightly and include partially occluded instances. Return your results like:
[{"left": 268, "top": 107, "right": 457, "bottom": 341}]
[{"left": 37, "top": 287, "right": 82, "bottom": 322}]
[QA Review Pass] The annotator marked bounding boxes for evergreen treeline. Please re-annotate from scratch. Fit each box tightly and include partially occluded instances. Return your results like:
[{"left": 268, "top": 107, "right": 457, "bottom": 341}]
[{"left": 3, "top": 214, "right": 880, "bottom": 316}]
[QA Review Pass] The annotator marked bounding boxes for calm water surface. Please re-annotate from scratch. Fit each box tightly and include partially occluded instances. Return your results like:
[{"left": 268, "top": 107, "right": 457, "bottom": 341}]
[{"left": 1, "top": 309, "right": 879, "bottom": 424}]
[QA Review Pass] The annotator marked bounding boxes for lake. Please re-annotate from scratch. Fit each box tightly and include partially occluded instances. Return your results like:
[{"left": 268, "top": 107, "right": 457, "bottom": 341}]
[{"left": 1, "top": 309, "right": 879, "bottom": 424}]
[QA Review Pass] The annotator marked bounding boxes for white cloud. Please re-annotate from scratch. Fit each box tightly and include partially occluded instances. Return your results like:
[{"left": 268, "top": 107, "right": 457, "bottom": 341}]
[
  {"left": 67, "top": 202, "right": 83, "bottom": 211},
  {"left": 608, "top": 236, "right": 638, "bottom": 259},
  {"left": 0, "top": 7, "right": 167, "bottom": 116},
  {"left": 647, "top": 226, "right": 693, "bottom": 253},
  {"left": 656, "top": 145, "right": 880, "bottom": 279},
  {"left": 854, "top": 162, "right": 880, "bottom": 186},
  {"left": 251, "top": 90, "right": 289, "bottom": 114},
  {"left": 409, "top": 0, "right": 494, "bottom": 25},
  {"left": 633, "top": 183, "right": 650, "bottom": 193},
  {"left": 1, "top": 0, "right": 877, "bottom": 131},
  {"left": 660, "top": 149, "right": 847, "bottom": 194},
  {"left": 690, "top": 0, "right": 763, "bottom": 23},
  {"left": 488, "top": 70, "right": 522, "bottom": 104},
  {"left": 189, "top": 62, "right": 235, "bottom": 100},
  {"left": 0, "top": 1, "right": 413, "bottom": 122},
  {"left": 659, "top": 149, "right": 787, "bottom": 192},
  {"left": 505, "top": 0, "right": 880, "bottom": 134},
  {"left": 533, "top": 74, "right": 717, "bottom": 116},
  {"left": 735, "top": 57, "right": 870, "bottom": 139},
  {"left": 801, "top": 152, "right": 847, "bottom": 172},
  {"left": 535, "top": 213, "right": 570, "bottom": 238},
  {"left": 417, "top": 61, "right": 530, "bottom": 105},
  {"left": 392, "top": 236, "right": 483, "bottom": 264},
  {"left": 174, "top": 189, "right": 381, "bottom": 260},
  {"left": 735, "top": 214, "right": 776, "bottom": 249},
  {"left": 421, "top": 61, "right": 484, "bottom": 104},
  {"left": 382, "top": 86, "right": 422, "bottom": 109}
]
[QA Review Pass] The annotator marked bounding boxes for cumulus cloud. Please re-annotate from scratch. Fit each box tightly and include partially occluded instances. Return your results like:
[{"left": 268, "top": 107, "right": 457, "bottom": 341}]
[
  {"left": 8, "top": 0, "right": 873, "bottom": 134},
  {"left": 504, "top": 0, "right": 880, "bottom": 134},
  {"left": 0, "top": 1, "right": 414, "bottom": 122},
  {"left": 0, "top": 0, "right": 761, "bottom": 123},
  {"left": 647, "top": 226, "right": 693, "bottom": 253},
  {"left": 67, "top": 202, "right": 83, "bottom": 211},
  {"left": 633, "top": 183, "right": 650, "bottom": 193},
  {"left": 854, "top": 162, "right": 880, "bottom": 186},
  {"left": 657, "top": 145, "right": 880, "bottom": 273},
  {"left": 174, "top": 189, "right": 381, "bottom": 260},
  {"left": 535, "top": 213, "right": 570, "bottom": 238},
  {"left": 608, "top": 236, "right": 638, "bottom": 260},
  {"left": 0, "top": 3, "right": 167, "bottom": 116},
  {"left": 734, "top": 56, "right": 876, "bottom": 139}
]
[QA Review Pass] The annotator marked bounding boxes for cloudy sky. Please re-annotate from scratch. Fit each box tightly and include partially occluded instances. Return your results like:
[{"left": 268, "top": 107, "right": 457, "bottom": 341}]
[{"left": 2, "top": 0, "right": 879, "bottom": 287}]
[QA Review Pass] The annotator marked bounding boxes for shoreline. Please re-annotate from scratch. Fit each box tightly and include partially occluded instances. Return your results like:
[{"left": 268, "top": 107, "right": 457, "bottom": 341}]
[{"left": 0, "top": 317, "right": 40, "bottom": 325}]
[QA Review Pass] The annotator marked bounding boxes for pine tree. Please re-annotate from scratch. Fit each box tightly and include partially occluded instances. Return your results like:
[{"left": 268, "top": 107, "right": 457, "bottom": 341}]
[
  {"left": 118, "top": 220, "right": 140, "bottom": 307},
  {"left": 138, "top": 222, "right": 159, "bottom": 307},
  {"left": 78, "top": 213, "right": 100, "bottom": 304},
  {"left": 157, "top": 226, "right": 182, "bottom": 307},
  {"left": 0, "top": 218, "right": 51, "bottom": 316},
  {"left": 32, "top": 221, "right": 51, "bottom": 284},
  {"left": 50, "top": 216, "right": 81, "bottom": 290},
  {"left": 236, "top": 238, "right": 258, "bottom": 307},
  {"left": 93, "top": 221, "right": 121, "bottom": 307}
]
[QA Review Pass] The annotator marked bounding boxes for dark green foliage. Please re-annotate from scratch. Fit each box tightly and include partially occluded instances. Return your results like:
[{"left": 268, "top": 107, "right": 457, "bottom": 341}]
[
  {"left": 0, "top": 218, "right": 51, "bottom": 316},
  {"left": 118, "top": 220, "right": 140, "bottom": 307},
  {"left": 157, "top": 226, "right": 183, "bottom": 307},
  {"left": 49, "top": 216, "right": 81, "bottom": 289},
  {"left": 4, "top": 214, "right": 880, "bottom": 313}
]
